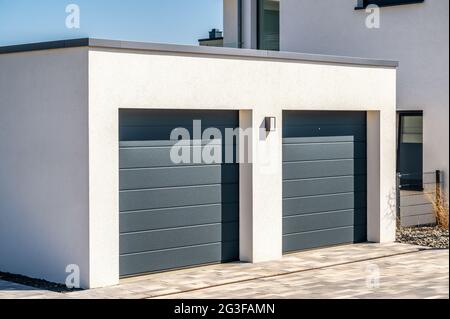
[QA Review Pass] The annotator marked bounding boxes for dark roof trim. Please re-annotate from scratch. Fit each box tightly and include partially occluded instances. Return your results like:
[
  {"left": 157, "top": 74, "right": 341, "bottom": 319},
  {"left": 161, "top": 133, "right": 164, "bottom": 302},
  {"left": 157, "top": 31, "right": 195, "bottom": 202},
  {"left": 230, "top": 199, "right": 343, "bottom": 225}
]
[
  {"left": 0, "top": 38, "right": 399, "bottom": 68},
  {"left": 198, "top": 37, "right": 224, "bottom": 42},
  {"left": 0, "top": 38, "right": 89, "bottom": 54},
  {"left": 355, "top": 0, "right": 424, "bottom": 10}
]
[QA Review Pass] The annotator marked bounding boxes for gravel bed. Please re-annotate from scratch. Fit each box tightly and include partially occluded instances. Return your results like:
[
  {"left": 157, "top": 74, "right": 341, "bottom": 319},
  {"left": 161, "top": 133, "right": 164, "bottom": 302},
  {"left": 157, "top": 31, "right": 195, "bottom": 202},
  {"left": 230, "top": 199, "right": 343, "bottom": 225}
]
[
  {"left": 0, "top": 272, "right": 81, "bottom": 293},
  {"left": 397, "top": 226, "right": 449, "bottom": 249}
]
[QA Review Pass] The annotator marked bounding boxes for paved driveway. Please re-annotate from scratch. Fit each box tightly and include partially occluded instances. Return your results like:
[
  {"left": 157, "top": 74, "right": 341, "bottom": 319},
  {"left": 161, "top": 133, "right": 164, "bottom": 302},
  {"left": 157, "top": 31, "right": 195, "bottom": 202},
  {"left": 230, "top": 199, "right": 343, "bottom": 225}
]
[
  {"left": 1, "top": 243, "right": 448, "bottom": 299},
  {"left": 0, "top": 280, "right": 62, "bottom": 299}
]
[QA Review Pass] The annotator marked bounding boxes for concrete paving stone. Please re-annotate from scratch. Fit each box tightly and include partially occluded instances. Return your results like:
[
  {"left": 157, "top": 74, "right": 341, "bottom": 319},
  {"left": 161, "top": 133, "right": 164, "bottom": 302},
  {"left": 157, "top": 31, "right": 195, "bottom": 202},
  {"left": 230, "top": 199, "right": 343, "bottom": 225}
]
[{"left": 1, "top": 243, "right": 448, "bottom": 299}]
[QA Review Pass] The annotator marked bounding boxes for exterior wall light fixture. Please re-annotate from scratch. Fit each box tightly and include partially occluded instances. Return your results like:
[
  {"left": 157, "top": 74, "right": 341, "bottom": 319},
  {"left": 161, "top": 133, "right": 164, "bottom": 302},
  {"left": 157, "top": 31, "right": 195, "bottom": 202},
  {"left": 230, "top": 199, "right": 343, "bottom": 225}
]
[{"left": 265, "top": 117, "right": 277, "bottom": 132}]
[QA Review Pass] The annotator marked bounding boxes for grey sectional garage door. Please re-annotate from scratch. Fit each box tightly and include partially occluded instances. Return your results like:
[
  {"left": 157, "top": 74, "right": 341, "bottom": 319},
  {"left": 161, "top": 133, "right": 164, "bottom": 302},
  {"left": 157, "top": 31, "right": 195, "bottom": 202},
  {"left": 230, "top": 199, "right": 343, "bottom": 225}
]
[
  {"left": 283, "top": 111, "right": 367, "bottom": 253},
  {"left": 119, "top": 110, "right": 239, "bottom": 277}
]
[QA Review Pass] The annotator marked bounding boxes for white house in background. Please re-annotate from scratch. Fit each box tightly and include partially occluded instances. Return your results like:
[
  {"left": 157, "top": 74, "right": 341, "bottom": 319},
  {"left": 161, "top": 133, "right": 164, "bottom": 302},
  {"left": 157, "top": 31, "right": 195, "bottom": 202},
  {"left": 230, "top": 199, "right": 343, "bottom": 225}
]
[{"left": 223, "top": 0, "right": 449, "bottom": 225}]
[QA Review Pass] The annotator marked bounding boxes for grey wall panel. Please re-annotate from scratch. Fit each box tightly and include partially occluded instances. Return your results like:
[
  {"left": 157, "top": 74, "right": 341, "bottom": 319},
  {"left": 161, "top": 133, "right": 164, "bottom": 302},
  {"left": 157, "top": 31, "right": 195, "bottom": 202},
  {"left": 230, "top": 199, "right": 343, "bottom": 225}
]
[
  {"left": 120, "top": 203, "right": 239, "bottom": 233},
  {"left": 120, "top": 241, "right": 239, "bottom": 277},
  {"left": 119, "top": 109, "right": 239, "bottom": 276},
  {"left": 282, "top": 111, "right": 367, "bottom": 253}
]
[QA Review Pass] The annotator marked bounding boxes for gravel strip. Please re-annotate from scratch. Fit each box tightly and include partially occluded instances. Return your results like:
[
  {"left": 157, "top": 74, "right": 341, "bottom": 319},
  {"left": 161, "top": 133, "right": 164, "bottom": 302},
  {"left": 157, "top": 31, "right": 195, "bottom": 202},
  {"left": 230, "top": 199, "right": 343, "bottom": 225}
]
[
  {"left": 397, "top": 226, "right": 449, "bottom": 249},
  {"left": 0, "top": 272, "right": 81, "bottom": 293}
]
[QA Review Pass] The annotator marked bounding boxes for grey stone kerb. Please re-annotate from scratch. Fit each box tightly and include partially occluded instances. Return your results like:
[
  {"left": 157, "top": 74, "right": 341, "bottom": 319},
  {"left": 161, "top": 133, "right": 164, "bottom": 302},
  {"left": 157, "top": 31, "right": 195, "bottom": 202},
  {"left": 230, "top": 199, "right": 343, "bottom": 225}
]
[{"left": 0, "top": 38, "right": 399, "bottom": 68}]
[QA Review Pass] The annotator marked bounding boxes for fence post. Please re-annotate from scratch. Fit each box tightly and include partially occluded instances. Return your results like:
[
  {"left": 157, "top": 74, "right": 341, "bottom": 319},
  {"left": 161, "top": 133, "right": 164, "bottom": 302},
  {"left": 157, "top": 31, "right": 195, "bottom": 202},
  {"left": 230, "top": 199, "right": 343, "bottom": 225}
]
[
  {"left": 396, "top": 173, "right": 401, "bottom": 226},
  {"left": 436, "top": 170, "right": 442, "bottom": 206}
]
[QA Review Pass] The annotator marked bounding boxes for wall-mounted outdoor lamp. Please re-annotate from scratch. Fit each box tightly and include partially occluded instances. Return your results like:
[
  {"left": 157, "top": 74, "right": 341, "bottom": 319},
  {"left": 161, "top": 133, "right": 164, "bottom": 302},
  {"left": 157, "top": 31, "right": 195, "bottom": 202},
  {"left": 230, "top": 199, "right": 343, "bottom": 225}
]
[{"left": 265, "top": 117, "right": 277, "bottom": 132}]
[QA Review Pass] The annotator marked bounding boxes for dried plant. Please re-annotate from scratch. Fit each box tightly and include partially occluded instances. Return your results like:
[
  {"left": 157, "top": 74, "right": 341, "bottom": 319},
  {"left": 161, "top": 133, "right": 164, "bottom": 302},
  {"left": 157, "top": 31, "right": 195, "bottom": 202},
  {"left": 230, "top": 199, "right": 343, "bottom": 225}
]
[{"left": 429, "top": 192, "right": 449, "bottom": 230}]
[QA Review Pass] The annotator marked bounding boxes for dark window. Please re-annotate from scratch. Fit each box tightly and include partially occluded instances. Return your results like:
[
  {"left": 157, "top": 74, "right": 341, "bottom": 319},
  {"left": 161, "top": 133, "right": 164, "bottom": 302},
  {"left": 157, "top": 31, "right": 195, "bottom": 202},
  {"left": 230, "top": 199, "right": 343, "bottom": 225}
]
[
  {"left": 400, "top": 114, "right": 423, "bottom": 144},
  {"left": 257, "top": 0, "right": 280, "bottom": 51},
  {"left": 397, "top": 112, "right": 424, "bottom": 191},
  {"left": 355, "top": 0, "right": 424, "bottom": 9}
]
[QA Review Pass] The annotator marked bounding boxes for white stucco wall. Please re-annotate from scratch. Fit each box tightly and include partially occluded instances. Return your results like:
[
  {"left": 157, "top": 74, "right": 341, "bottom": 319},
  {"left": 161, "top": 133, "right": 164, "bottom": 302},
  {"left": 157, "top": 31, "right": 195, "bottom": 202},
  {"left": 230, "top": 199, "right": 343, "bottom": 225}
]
[
  {"left": 279, "top": 0, "right": 449, "bottom": 194},
  {"left": 88, "top": 47, "right": 397, "bottom": 287},
  {"left": 0, "top": 48, "right": 90, "bottom": 287}
]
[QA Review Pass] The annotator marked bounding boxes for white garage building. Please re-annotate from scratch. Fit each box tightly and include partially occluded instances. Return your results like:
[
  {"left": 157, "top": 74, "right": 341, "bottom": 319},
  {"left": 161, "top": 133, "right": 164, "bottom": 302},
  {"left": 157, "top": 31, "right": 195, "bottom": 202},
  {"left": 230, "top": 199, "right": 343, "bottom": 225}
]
[{"left": 0, "top": 39, "right": 397, "bottom": 288}]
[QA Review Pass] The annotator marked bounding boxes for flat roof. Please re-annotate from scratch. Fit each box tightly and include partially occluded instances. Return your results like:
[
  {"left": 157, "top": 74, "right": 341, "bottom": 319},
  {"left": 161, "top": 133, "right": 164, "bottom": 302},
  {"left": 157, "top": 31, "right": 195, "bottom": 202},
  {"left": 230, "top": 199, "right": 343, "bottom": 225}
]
[{"left": 0, "top": 38, "right": 399, "bottom": 68}]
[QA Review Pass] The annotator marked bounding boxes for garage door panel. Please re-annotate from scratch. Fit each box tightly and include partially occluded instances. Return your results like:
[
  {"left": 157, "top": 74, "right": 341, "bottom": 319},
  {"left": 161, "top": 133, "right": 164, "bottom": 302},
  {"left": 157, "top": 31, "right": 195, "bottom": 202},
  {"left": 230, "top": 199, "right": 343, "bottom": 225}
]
[
  {"left": 119, "top": 183, "right": 239, "bottom": 212},
  {"left": 283, "top": 225, "right": 367, "bottom": 253},
  {"left": 283, "top": 175, "right": 367, "bottom": 198},
  {"left": 120, "top": 144, "right": 237, "bottom": 169},
  {"left": 283, "top": 192, "right": 366, "bottom": 216},
  {"left": 120, "top": 140, "right": 237, "bottom": 148},
  {"left": 283, "top": 209, "right": 367, "bottom": 234},
  {"left": 282, "top": 111, "right": 367, "bottom": 253},
  {"left": 120, "top": 203, "right": 239, "bottom": 233},
  {"left": 119, "top": 110, "right": 240, "bottom": 276},
  {"left": 283, "top": 136, "right": 357, "bottom": 144},
  {"left": 283, "top": 126, "right": 366, "bottom": 142},
  {"left": 120, "top": 241, "right": 239, "bottom": 277},
  {"left": 283, "top": 111, "right": 367, "bottom": 126},
  {"left": 120, "top": 165, "right": 238, "bottom": 190},
  {"left": 120, "top": 109, "right": 239, "bottom": 128},
  {"left": 283, "top": 142, "right": 366, "bottom": 162},
  {"left": 120, "top": 126, "right": 238, "bottom": 142},
  {"left": 283, "top": 159, "right": 367, "bottom": 180},
  {"left": 120, "top": 222, "right": 239, "bottom": 255}
]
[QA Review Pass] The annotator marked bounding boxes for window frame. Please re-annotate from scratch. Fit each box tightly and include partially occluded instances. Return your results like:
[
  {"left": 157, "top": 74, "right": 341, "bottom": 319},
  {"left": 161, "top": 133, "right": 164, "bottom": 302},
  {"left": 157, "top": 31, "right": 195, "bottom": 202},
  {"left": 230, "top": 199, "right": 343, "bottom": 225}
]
[
  {"left": 355, "top": 0, "right": 424, "bottom": 10},
  {"left": 257, "top": 0, "right": 280, "bottom": 51},
  {"left": 396, "top": 111, "right": 424, "bottom": 190},
  {"left": 397, "top": 111, "right": 424, "bottom": 145}
]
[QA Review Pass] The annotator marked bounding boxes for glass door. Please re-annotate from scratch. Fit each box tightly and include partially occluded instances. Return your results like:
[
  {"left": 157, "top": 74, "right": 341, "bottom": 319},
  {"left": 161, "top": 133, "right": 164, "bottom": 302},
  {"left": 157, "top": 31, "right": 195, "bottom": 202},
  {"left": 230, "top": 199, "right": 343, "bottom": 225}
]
[
  {"left": 397, "top": 112, "right": 424, "bottom": 190},
  {"left": 257, "top": 0, "right": 280, "bottom": 51}
]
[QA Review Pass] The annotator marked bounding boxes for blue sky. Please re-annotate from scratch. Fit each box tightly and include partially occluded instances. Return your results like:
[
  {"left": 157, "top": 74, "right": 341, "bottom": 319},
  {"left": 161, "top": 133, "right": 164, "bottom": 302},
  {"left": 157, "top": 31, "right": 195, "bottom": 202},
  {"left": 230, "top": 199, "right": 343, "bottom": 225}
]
[{"left": 0, "top": 0, "right": 223, "bottom": 46}]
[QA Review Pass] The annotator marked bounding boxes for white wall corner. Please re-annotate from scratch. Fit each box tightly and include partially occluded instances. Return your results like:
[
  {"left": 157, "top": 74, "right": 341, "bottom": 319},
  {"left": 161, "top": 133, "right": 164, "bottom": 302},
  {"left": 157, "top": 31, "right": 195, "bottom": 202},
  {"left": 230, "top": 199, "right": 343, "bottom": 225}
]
[
  {"left": 367, "top": 109, "right": 397, "bottom": 244},
  {"left": 87, "top": 52, "right": 120, "bottom": 288},
  {"left": 250, "top": 110, "right": 283, "bottom": 262},
  {"left": 239, "top": 110, "right": 254, "bottom": 262}
]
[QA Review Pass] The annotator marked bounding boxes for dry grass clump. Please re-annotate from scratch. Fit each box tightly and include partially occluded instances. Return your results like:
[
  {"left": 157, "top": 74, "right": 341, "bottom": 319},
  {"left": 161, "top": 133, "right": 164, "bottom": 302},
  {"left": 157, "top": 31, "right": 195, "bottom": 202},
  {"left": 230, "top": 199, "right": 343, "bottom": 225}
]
[{"left": 431, "top": 193, "right": 449, "bottom": 229}]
